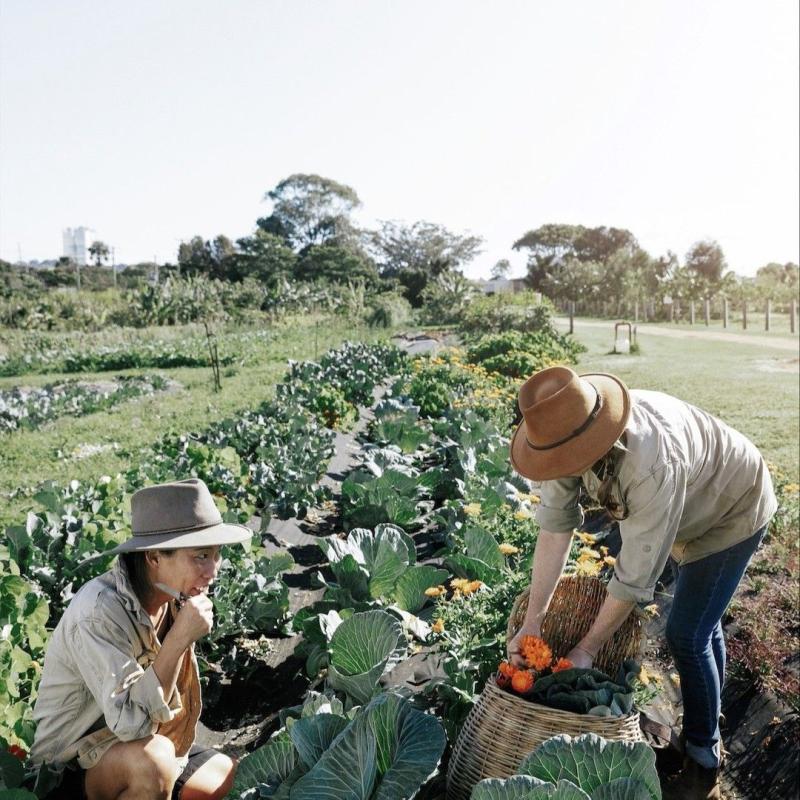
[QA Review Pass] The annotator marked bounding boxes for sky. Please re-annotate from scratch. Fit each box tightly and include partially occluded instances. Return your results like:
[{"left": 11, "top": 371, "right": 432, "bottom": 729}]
[{"left": 1, "top": 0, "right": 797, "bottom": 279}]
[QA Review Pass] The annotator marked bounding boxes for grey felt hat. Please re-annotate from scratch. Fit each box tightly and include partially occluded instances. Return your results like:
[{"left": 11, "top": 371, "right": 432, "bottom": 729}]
[{"left": 108, "top": 478, "right": 252, "bottom": 554}]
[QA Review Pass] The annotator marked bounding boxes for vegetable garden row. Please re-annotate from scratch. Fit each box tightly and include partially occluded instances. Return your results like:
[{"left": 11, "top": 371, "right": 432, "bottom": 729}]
[{"left": 0, "top": 318, "right": 796, "bottom": 798}]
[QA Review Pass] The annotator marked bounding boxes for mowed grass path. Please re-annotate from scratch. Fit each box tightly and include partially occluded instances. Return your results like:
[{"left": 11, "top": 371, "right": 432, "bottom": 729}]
[
  {"left": 0, "top": 316, "right": 388, "bottom": 527},
  {"left": 561, "top": 318, "right": 799, "bottom": 477}
]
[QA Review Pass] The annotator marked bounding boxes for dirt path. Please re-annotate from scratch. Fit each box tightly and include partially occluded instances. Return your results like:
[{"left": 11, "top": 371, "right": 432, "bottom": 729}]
[{"left": 554, "top": 318, "right": 800, "bottom": 352}]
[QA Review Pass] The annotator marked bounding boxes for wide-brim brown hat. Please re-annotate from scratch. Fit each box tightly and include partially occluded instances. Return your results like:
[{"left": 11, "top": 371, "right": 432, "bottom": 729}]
[
  {"left": 510, "top": 366, "right": 630, "bottom": 481},
  {"left": 107, "top": 478, "right": 252, "bottom": 555}
]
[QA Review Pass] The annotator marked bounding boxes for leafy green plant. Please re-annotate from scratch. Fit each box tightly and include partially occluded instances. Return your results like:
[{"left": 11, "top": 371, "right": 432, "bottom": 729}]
[
  {"left": 340, "top": 469, "right": 429, "bottom": 531},
  {"left": 318, "top": 524, "right": 448, "bottom": 612},
  {"left": 471, "top": 733, "right": 661, "bottom": 800},
  {"left": 230, "top": 691, "right": 446, "bottom": 800},
  {"left": 368, "top": 398, "right": 432, "bottom": 453}
]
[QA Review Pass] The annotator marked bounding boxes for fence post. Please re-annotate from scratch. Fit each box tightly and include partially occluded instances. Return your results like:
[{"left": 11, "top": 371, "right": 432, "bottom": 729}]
[
  {"left": 742, "top": 300, "right": 747, "bottom": 330},
  {"left": 765, "top": 298, "right": 771, "bottom": 332},
  {"left": 704, "top": 298, "right": 710, "bottom": 326},
  {"left": 791, "top": 298, "right": 797, "bottom": 334},
  {"left": 569, "top": 301, "right": 575, "bottom": 335},
  {"left": 722, "top": 298, "right": 728, "bottom": 328},
  {"left": 690, "top": 301, "right": 695, "bottom": 325}
]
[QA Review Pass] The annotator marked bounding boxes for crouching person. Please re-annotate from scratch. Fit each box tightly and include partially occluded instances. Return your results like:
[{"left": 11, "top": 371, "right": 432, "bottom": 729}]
[{"left": 31, "top": 479, "right": 251, "bottom": 800}]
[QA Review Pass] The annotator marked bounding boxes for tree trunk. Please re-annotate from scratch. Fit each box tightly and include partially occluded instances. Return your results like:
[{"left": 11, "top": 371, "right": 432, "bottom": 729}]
[
  {"left": 765, "top": 298, "right": 771, "bottom": 331},
  {"left": 704, "top": 298, "right": 710, "bottom": 325},
  {"left": 723, "top": 298, "right": 728, "bottom": 328},
  {"left": 742, "top": 301, "right": 747, "bottom": 330},
  {"left": 690, "top": 300, "right": 695, "bottom": 325},
  {"left": 569, "top": 301, "right": 575, "bottom": 334}
]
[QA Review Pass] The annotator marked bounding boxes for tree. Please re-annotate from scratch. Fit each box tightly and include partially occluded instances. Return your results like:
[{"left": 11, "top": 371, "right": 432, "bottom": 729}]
[
  {"left": 539, "top": 257, "right": 604, "bottom": 305},
  {"left": 257, "top": 174, "right": 361, "bottom": 252},
  {"left": 232, "top": 231, "right": 297, "bottom": 285},
  {"left": 88, "top": 241, "right": 110, "bottom": 266},
  {"left": 754, "top": 262, "right": 799, "bottom": 305},
  {"left": 294, "top": 243, "right": 378, "bottom": 285},
  {"left": 490, "top": 259, "right": 511, "bottom": 280},
  {"left": 685, "top": 240, "right": 726, "bottom": 283},
  {"left": 513, "top": 224, "right": 638, "bottom": 290},
  {"left": 177, "top": 235, "right": 236, "bottom": 280},
  {"left": 369, "top": 220, "right": 483, "bottom": 306}
]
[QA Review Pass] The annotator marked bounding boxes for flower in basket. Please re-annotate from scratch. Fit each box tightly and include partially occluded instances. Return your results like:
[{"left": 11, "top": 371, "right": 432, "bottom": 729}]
[
  {"left": 552, "top": 657, "right": 574, "bottom": 673},
  {"left": 511, "top": 669, "right": 535, "bottom": 695},
  {"left": 520, "top": 635, "right": 552, "bottom": 671},
  {"left": 497, "top": 660, "right": 517, "bottom": 689}
]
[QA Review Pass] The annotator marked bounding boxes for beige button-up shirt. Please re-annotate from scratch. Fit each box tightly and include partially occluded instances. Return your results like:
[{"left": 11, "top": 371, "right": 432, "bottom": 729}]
[
  {"left": 532, "top": 390, "right": 777, "bottom": 604},
  {"left": 31, "top": 559, "right": 200, "bottom": 769}
]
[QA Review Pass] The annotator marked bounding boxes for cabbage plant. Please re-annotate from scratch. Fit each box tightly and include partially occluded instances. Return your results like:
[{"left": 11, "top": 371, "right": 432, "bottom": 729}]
[
  {"left": 470, "top": 734, "right": 661, "bottom": 800},
  {"left": 318, "top": 524, "right": 448, "bottom": 612},
  {"left": 230, "top": 691, "right": 446, "bottom": 800}
]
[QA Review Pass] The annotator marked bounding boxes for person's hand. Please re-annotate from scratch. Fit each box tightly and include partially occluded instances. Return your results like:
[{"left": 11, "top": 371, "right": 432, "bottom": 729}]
[
  {"left": 564, "top": 645, "right": 594, "bottom": 669},
  {"left": 171, "top": 593, "right": 214, "bottom": 647},
  {"left": 507, "top": 620, "right": 541, "bottom": 668}
]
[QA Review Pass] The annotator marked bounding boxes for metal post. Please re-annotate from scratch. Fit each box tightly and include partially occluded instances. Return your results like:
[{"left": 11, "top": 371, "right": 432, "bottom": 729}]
[
  {"left": 569, "top": 301, "right": 575, "bottom": 335},
  {"left": 742, "top": 301, "right": 747, "bottom": 330},
  {"left": 704, "top": 298, "right": 710, "bottom": 325},
  {"left": 765, "top": 298, "right": 771, "bottom": 331},
  {"left": 690, "top": 301, "right": 695, "bottom": 325},
  {"left": 791, "top": 298, "right": 797, "bottom": 334},
  {"left": 723, "top": 298, "right": 728, "bottom": 328}
]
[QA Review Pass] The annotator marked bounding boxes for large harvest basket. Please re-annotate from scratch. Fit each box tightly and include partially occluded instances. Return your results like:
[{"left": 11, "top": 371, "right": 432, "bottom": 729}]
[{"left": 446, "top": 576, "right": 645, "bottom": 800}]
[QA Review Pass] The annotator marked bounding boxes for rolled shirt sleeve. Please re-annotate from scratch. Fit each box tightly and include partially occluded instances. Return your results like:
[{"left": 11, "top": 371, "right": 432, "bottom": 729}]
[
  {"left": 608, "top": 462, "right": 687, "bottom": 603},
  {"left": 73, "top": 616, "right": 182, "bottom": 742},
  {"left": 533, "top": 477, "right": 584, "bottom": 533}
]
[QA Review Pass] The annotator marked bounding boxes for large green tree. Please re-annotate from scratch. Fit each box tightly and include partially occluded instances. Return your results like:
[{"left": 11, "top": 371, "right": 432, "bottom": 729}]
[
  {"left": 369, "top": 220, "right": 483, "bottom": 306},
  {"left": 512, "top": 224, "right": 638, "bottom": 290},
  {"left": 177, "top": 235, "right": 236, "bottom": 279},
  {"left": 232, "top": 230, "right": 297, "bottom": 285},
  {"left": 88, "top": 240, "right": 110, "bottom": 266},
  {"left": 257, "top": 174, "right": 361, "bottom": 251},
  {"left": 294, "top": 243, "right": 378, "bottom": 285},
  {"left": 685, "top": 239, "right": 726, "bottom": 283}
]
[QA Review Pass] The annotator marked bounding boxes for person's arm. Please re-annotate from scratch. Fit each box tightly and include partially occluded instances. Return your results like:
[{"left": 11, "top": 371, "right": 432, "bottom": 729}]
[
  {"left": 569, "top": 462, "right": 687, "bottom": 667},
  {"left": 508, "top": 530, "right": 572, "bottom": 667},
  {"left": 152, "top": 594, "right": 214, "bottom": 700}
]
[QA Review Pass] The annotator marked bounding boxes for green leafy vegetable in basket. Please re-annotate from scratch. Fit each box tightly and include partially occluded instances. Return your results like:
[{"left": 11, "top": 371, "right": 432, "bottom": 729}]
[
  {"left": 529, "top": 660, "right": 640, "bottom": 717},
  {"left": 470, "top": 732, "right": 661, "bottom": 799}
]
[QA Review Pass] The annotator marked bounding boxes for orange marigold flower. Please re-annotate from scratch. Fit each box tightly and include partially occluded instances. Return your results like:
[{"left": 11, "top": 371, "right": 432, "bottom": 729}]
[
  {"left": 520, "top": 635, "right": 553, "bottom": 671},
  {"left": 462, "top": 580, "right": 483, "bottom": 595},
  {"left": 552, "top": 657, "right": 574, "bottom": 673},
  {"left": 498, "top": 661, "right": 518, "bottom": 679},
  {"left": 424, "top": 585, "right": 446, "bottom": 598},
  {"left": 431, "top": 618, "right": 445, "bottom": 634},
  {"left": 511, "top": 669, "right": 535, "bottom": 694}
]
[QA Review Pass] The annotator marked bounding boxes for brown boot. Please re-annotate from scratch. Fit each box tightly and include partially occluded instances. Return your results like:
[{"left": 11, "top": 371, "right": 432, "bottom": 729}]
[{"left": 661, "top": 758, "right": 723, "bottom": 800}]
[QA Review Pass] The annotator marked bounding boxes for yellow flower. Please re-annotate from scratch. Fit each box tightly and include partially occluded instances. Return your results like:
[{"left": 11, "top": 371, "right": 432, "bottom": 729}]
[
  {"left": 513, "top": 509, "right": 532, "bottom": 521},
  {"left": 432, "top": 618, "right": 445, "bottom": 634},
  {"left": 579, "top": 547, "right": 602, "bottom": 560},
  {"left": 599, "top": 545, "right": 609, "bottom": 556},
  {"left": 463, "top": 503, "right": 482, "bottom": 517},
  {"left": 499, "top": 543, "right": 520, "bottom": 556},
  {"left": 424, "top": 585, "right": 446, "bottom": 598},
  {"left": 461, "top": 580, "right": 483, "bottom": 595},
  {"left": 450, "top": 578, "right": 469, "bottom": 591},
  {"left": 669, "top": 673, "right": 681, "bottom": 687},
  {"left": 783, "top": 483, "right": 800, "bottom": 494},
  {"left": 642, "top": 603, "right": 660, "bottom": 618},
  {"left": 576, "top": 532, "right": 597, "bottom": 545},
  {"left": 603, "top": 556, "right": 616, "bottom": 567},
  {"left": 638, "top": 666, "right": 652, "bottom": 686},
  {"left": 574, "top": 559, "right": 602, "bottom": 577}
]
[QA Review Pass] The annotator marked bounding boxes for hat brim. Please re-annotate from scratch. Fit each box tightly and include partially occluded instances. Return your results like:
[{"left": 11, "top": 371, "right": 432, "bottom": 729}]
[
  {"left": 510, "top": 372, "right": 630, "bottom": 481},
  {"left": 107, "top": 521, "right": 253, "bottom": 555}
]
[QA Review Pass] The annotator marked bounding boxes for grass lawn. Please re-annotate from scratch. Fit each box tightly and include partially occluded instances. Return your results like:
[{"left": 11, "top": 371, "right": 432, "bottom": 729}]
[
  {"left": 0, "top": 315, "right": 390, "bottom": 527},
  {"left": 562, "top": 318, "right": 799, "bottom": 477}
]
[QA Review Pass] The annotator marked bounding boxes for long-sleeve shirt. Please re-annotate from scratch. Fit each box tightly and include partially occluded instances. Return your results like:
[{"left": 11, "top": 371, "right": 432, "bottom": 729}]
[
  {"left": 532, "top": 390, "right": 777, "bottom": 604},
  {"left": 31, "top": 559, "right": 200, "bottom": 769}
]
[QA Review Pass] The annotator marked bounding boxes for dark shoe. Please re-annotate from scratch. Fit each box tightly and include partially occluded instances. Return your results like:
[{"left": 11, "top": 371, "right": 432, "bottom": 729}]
[{"left": 661, "top": 758, "right": 723, "bottom": 800}]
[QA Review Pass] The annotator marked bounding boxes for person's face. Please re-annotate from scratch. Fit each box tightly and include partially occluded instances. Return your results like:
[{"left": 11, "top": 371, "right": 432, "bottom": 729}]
[{"left": 147, "top": 546, "right": 222, "bottom": 598}]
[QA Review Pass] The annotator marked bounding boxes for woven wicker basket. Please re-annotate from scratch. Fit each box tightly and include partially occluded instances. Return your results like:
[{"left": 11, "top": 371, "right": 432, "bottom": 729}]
[{"left": 446, "top": 576, "right": 645, "bottom": 800}]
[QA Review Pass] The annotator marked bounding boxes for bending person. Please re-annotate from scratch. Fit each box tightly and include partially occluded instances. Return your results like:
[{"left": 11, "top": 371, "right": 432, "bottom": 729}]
[
  {"left": 31, "top": 478, "right": 251, "bottom": 800},
  {"left": 506, "top": 366, "right": 775, "bottom": 800}
]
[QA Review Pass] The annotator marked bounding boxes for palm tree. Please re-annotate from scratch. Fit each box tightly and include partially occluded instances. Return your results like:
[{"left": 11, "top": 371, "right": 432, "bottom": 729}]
[{"left": 88, "top": 240, "right": 110, "bottom": 266}]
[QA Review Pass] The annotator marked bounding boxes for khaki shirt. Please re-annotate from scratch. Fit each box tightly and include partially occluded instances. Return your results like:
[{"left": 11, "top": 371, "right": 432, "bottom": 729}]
[
  {"left": 31, "top": 559, "right": 201, "bottom": 769},
  {"left": 532, "top": 390, "right": 777, "bottom": 604}
]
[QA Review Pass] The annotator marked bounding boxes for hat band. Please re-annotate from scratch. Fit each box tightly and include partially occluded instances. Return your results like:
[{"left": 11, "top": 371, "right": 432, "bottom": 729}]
[
  {"left": 525, "top": 389, "right": 603, "bottom": 451},
  {"left": 132, "top": 518, "right": 224, "bottom": 537}
]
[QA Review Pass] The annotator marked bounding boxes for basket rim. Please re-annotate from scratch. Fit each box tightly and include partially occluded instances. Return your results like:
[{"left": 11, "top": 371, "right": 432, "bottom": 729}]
[{"left": 484, "top": 674, "right": 641, "bottom": 723}]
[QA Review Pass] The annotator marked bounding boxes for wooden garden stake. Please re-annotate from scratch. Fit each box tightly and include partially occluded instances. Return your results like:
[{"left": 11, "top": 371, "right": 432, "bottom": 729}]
[
  {"left": 765, "top": 298, "right": 771, "bottom": 332},
  {"left": 723, "top": 298, "right": 728, "bottom": 328},
  {"left": 742, "top": 301, "right": 747, "bottom": 330}
]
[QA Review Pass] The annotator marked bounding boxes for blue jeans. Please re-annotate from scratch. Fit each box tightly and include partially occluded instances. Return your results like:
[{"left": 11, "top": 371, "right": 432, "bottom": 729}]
[{"left": 665, "top": 525, "right": 767, "bottom": 769}]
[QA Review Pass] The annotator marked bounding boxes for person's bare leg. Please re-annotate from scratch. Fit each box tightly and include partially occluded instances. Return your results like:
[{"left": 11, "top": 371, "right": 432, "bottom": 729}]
[
  {"left": 84, "top": 734, "right": 178, "bottom": 800},
  {"left": 179, "top": 753, "right": 237, "bottom": 800}
]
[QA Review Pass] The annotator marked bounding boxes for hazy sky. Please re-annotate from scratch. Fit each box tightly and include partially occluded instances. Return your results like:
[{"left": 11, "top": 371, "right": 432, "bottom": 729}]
[{"left": 1, "top": 0, "right": 797, "bottom": 278}]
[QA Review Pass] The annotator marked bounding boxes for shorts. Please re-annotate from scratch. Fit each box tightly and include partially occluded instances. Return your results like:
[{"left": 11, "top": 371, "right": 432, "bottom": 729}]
[{"left": 54, "top": 744, "right": 219, "bottom": 800}]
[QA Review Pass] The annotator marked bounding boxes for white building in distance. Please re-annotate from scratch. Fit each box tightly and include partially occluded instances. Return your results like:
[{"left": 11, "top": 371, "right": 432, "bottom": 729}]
[{"left": 62, "top": 226, "right": 96, "bottom": 265}]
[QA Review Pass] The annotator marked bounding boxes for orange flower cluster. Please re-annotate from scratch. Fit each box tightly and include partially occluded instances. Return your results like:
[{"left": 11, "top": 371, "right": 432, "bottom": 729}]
[{"left": 496, "top": 635, "right": 574, "bottom": 697}]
